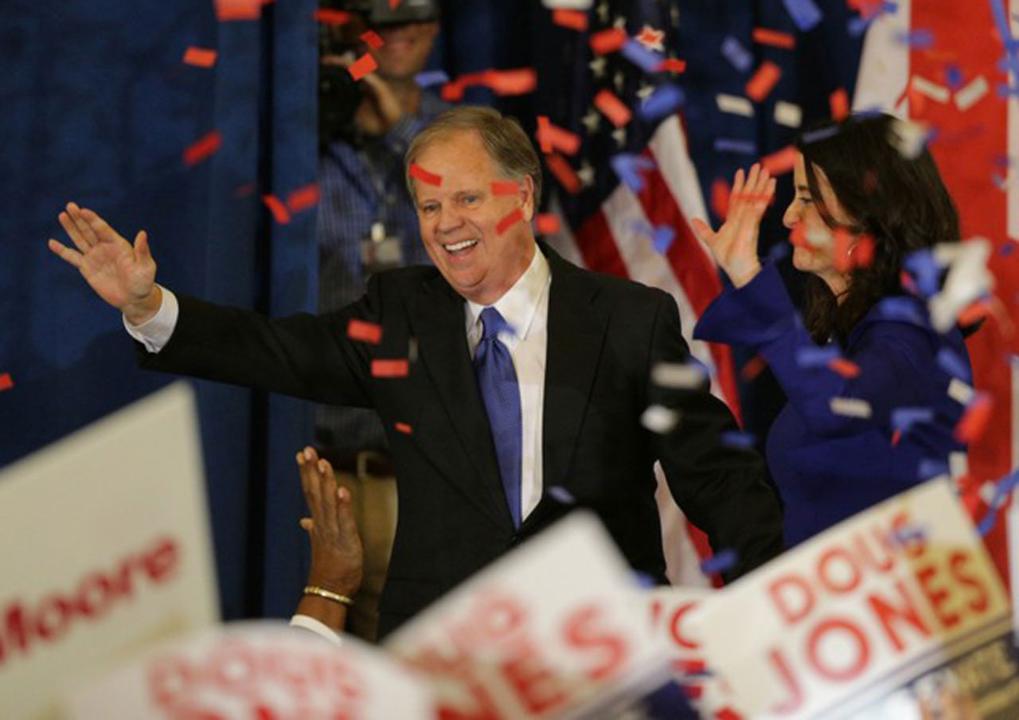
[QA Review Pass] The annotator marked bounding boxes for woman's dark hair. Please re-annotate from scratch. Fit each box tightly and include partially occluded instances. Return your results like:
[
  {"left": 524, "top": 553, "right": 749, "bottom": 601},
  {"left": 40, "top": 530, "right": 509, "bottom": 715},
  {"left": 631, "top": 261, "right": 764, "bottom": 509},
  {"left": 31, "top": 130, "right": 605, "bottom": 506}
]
[{"left": 794, "top": 113, "right": 960, "bottom": 343}]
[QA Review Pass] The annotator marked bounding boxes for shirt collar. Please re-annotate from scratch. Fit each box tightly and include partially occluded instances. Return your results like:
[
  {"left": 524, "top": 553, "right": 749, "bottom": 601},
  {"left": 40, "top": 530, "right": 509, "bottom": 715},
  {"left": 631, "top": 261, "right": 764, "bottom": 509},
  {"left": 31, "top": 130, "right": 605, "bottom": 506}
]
[{"left": 466, "top": 245, "right": 551, "bottom": 343}]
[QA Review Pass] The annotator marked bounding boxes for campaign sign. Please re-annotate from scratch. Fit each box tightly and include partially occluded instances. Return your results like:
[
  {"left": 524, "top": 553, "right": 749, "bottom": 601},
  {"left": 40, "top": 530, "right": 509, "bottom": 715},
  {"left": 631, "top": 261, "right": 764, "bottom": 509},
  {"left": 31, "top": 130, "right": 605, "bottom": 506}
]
[
  {"left": 385, "top": 512, "right": 672, "bottom": 719},
  {"left": 691, "top": 479, "right": 1019, "bottom": 719},
  {"left": 0, "top": 384, "right": 218, "bottom": 719},
  {"left": 61, "top": 621, "right": 433, "bottom": 718}
]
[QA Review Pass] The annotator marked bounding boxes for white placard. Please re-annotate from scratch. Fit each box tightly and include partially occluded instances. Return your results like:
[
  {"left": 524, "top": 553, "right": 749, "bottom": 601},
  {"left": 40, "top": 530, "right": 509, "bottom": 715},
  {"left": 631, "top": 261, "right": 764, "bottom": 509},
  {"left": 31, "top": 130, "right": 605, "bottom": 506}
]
[
  {"left": 691, "top": 479, "right": 1016, "bottom": 719},
  {"left": 0, "top": 383, "right": 218, "bottom": 719},
  {"left": 385, "top": 512, "right": 671, "bottom": 718},
  {"left": 62, "top": 621, "right": 433, "bottom": 719}
]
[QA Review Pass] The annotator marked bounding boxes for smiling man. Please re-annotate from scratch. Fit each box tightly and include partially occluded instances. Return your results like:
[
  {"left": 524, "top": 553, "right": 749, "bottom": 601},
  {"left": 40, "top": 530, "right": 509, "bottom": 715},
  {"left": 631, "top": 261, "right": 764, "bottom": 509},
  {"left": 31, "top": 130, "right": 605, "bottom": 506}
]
[{"left": 49, "top": 106, "right": 784, "bottom": 640}]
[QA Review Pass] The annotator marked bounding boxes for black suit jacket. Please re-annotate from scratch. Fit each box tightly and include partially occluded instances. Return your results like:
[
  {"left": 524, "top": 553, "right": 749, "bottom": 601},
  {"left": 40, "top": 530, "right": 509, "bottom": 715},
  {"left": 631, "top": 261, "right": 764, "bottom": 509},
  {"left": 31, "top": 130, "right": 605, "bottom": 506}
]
[{"left": 140, "top": 243, "right": 783, "bottom": 637}]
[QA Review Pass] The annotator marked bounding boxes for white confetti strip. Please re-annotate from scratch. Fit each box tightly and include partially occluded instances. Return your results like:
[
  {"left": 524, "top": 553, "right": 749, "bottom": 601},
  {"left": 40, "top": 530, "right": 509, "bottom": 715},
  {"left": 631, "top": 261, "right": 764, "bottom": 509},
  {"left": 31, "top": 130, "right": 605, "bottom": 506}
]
[
  {"left": 910, "top": 75, "right": 950, "bottom": 103},
  {"left": 929, "top": 238, "right": 993, "bottom": 333},
  {"left": 716, "top": 93, "right": 755, "bottom": 117},
  {"left": 949, "top": 451, "right": 969, "bottom": 479},
  {"left": 774, "top": 101, "right": 802, "bottom": 128},
  {"left": 887, "top": 118, "right": 929, "bottom": 159},
  {"left": 651, "top": 362, "right": 707, "bottom": 389},
  {"left": 641, "top": 404, "right": 679, "bottom": 433},
  {"left": 947, "top": 377, "right": 975, "bottom": 405},
  {"left": 541, "top": 0, "right": 593, "bottom": 8},
  {"left": 829, "top": 397, "right": 872, "bottom": 418},
  {"left": 954, "top": 75, "right": 989, "bottom": 111}
]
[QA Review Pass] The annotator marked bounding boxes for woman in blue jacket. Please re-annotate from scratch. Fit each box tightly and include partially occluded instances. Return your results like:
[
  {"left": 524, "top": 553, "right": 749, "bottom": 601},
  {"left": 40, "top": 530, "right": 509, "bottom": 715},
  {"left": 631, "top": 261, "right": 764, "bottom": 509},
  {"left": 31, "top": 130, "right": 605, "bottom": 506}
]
[{"left": 692, "top": 113, "right": 973, "bottom": 546}]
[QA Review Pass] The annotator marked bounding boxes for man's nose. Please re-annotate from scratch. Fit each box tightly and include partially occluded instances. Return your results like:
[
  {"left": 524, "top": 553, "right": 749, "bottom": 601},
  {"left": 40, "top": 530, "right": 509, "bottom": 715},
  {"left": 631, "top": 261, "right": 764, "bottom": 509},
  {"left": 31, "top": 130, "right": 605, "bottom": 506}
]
[{"left": 437, "top": 205, "right": 464, "bottom": 233}]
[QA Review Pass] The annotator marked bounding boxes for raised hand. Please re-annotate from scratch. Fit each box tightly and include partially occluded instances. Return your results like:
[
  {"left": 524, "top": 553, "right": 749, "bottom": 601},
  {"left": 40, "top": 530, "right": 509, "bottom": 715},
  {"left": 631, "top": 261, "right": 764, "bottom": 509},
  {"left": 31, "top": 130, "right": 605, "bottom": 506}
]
[
  {"left": 47, "top": 203, "right": 161, "bottom": 323},
  {"left": 691, "top": 164, "right": 776, "bottom": 288}
]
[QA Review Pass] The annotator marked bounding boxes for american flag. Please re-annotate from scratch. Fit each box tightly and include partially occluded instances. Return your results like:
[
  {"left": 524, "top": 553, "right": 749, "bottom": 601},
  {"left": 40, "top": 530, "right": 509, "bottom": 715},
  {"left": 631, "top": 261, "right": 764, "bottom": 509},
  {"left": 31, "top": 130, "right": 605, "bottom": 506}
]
[{"left": 535, "top": 0, "right": 740, "bottom": 586}]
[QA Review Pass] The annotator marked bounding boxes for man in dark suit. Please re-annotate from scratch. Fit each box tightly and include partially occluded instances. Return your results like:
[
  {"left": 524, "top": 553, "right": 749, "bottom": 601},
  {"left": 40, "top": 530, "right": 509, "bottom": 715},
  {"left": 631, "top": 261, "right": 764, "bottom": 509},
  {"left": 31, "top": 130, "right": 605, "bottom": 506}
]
[{"left": 49, "top": 106, "right": 783, "bottom": 639}]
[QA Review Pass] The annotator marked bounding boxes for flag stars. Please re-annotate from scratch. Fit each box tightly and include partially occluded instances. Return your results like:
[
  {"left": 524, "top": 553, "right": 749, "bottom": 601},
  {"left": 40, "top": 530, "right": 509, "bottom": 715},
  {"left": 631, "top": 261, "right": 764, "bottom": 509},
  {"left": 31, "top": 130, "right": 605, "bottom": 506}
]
[
  {"left": 595, "top": 0, "right": 610, "bottom": 24},
  {"left": 589, "top": 56, "right": 608, "bottom": 79},
  {"left": 612, "top": 15, "right": 627, "bottom": 30},
  {"left": 612, "top": 126, "right": 627, "bottom": 148},
  {"left": 636, "top": 25, "right": 665, "bottom": 52},
  {"left": 636, "top": 82, "right": 656, "bottom": 103},
  {"left": 581, "top": 109, "right": 601, "bottom": 133},
  {"left": 577, "top": 162, "right": 596, "bottom": 188},
  {"left": 613, "top": 69, "right": 626, "bottom": 93}
]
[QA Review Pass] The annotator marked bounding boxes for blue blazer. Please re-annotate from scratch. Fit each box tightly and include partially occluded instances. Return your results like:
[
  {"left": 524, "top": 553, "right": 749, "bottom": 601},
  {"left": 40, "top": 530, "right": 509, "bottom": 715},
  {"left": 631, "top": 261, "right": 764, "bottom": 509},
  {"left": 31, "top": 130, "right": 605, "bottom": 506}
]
[{"left": 695, "top": 264, "right": 971, "bottom": 546}]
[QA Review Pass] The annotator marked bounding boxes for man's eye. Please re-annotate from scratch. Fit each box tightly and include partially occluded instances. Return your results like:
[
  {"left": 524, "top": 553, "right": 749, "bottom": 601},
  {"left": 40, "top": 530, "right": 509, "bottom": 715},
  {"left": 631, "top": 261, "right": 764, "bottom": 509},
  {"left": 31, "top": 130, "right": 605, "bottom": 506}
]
[
  {"left": 462, "top": 195, "right": 479, "bottom": 205},
  {"left": 421, "top": 204, "right": 438, "bottom": 214}
]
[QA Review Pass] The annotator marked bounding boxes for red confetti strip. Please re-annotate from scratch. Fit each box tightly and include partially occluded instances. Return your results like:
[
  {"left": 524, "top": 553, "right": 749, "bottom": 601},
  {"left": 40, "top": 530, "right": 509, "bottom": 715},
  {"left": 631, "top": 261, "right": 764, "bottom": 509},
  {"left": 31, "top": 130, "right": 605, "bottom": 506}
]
[
  {"left": 182, "top": 47, "right": 217, "bottom": 68},
  {"left": 183, "top": 130, "right": 222, "bottom": 166},
  {"left": 683, "top": 685, "right": 704, "bottom": 700},
  {"left": 593, "top": 89, "right": 632, "bottom": 127},
  {"left": 891, "top": 429, "right": 902, "bottom": 446},
  {"left": 440, "top": 81, "right": 465, "bottom": 102},
  {"left": 348, "top": 52, "right": 378, "bottom": 81},
  {"left": 491, "top": 180, "right": 519, "bottom": 196},
  {"left": 544, "top": 122, "right": 581, "bottom": 155},
  {"left": 360, "top": 30, "right": 384, "bottom": 49},
  {"left": 657, "top": 58, "right": 687, "bottom": 74},
  {"left": 710, "top": 178, "right": 731, "bottom": 218},
  {"left": 789, "top": 223, "right": 811, "bottom": 250},
  {"left": 828, "top": 357, "right": 861, "bottom": 378},
  {"left": 955, "top": 393, "right": 993, "bottom": 443},
  {"left": 394, "top": 421, "right": 413, "bottom": 435},
  {"left": 536, "top": 115, "right": 552, "bottom": 153},
  {"left": 745, "top": 61, "right": 782, "bottom": 102},
  {"left": 0, "top": 373, "right": 13, "bottom": 391},
  {"left": 740, "top": 354, "right": 768, "bottom": 381},
  {"left": 715, "top": 708, "right": 745, "bottom": 720},
  {"left": 484, "top": 68, "right": 537, "bottom": 96},
  {"left": 347, "top": 319, "right": 382, "bottom": 345},
  {"left": 215, "top": 0, "right": 263, "bottom": 21},
  {"left": 760, "top": 145, "right": 798, "bottom": 175},
  {"left": 545, "top": 153, "right": 581, "bottom": 194},
  {"left": 535, "top": 213, "right": 561, "bottom": 234},
  {"left": 830, "top": 87, "right": 850, "bottom": 121},
  {"left": 552, "top": 9, "right": 588, "bottom": 31},
  {"left": 589, "top": 28, "right": 627, "bottom": 55},
  {"left": 286, "top": 182, "right": 320, "bottom": 213},
  {"left": 313, "top": 8, "right": 352, "bottom": 25},
  {"left": 957, "top": 299, "right": 993, "bottom": 327},
  {"left": 409, "top": 163, "right": 442, "bottom": 187},
  {"left": 262, "top": 195, "right": 292, "bottom": 224},
  {"left": 752, "top": 27, "right": 796, "bottom": 49},
  {"left": 371, "top": 359, "right": 410, "bottom": 378},
  {"left": 496, "top": 208, "right": 524, "bottom": 235}
]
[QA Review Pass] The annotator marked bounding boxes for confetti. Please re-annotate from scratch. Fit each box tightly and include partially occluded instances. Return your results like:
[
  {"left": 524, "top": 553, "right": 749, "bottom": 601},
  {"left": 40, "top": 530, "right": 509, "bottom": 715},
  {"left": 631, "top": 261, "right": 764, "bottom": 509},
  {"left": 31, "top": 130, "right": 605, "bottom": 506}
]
[
  {"left": 593, "top": 89, "right": 632, "bottom": 127},
  {"left": 491, "top": 180, "right": 520, "bottom": 196},
  {"left": 740, "top": 354, "right": 768, "bottom": 381},
  {"left": 621, "top": 38, "right": 664, "bottom": 74},
  {"left": 552, "top": 9, "right": 588, "bottom": 31},
  {"left": 910, "top": 75, "right": 950, "bottom": 103},
  {"left": 700, "top": 549, "right": 738, "bottom": 575},
  {"left": 887, "top": 118, "right": 929, "bottom": 159},
  {"left": 216, "top": 0, "right": 263, "bottom": 21},
  {"left": 944, "top": 64, "right": 964, "bottom": 90},
  {"left": 641, "top": 405, "right": 679, "bottom": 433},
  {"left": 183, "top": 130, "right": 222, "bottom": 166},
  {"left": 415, "top": 70, "right": 449, "bottom": 88},
  {"left": 408, "top": 337, "right": 419, "bottom": 363},
  {"left": 545, "top": 153, "right": 582, "bottom": 194},
  {"left": 954, "top": 392, "right": 993, "bottom": 443},
  {"left": 652, "top": 225, "right": 675, "bottom": 254},
  {"left": 484, "top": 68, "right": 537, "bottom": 96},
  {"left": 589, "top": 27, "right": 627, "bottom": 55},
  {"left": 535, "top": 213, "right": 561, "bottom": 234},
  {"left": 658, "top": 58, "right": 687, "bottom": 74},
  {"left": 782, "top": 0, "right": 823, "bottom": 32},
  {"left": 0, "top": 373, "right": 13, "bottom": 391},
  {"left": 409, "top": 163, "right": 442, "bottom": 186},
  {"left": 394, "top": 421, "right": 413, "bottom": 435},
  {"left": 536, "top": 117, "right": 581, "bottom": 155},
  {"left": 891, "top": 407, "right": 934, "bottom": 434},
  {"left": 313, "top": 8, "right": 352, "bottom": 25},
  {"left": 720, "top": 431, "right": 756, "bottom": 449},
  {"left": 772, "top": 103, "right": 801, "bottom": 132},
  {"left": 610, "top": 153, "right": 656, "bottom": 193},
  {"left": 536, "top": 115, "right": 552, "bottom": 153},
  {"left": 637, "top": 84, "right": 685, "bottom": 122},
  {"left": 876, "top": 297, "right": 925, "bottom": 324},
  {"left": 262, "top": 195, "right": 291, "bottom": 224},
  {"left": 801, "top": 125, "right": 840, "bottom": 145},
  {"left": 286, "top": 182, "right": 320, "bottom": 213},
  {"left": 347, "top": 319, "right": 382, "bottom": 345},
  {"left": 371, "top": 359, "right": 409, "bottom": 378},
  {"left": 760, "top": 145, "right": 798, "bottom": 175},
  {"left": 976, "top": 470, "right": 1019, "bottom": 537},
  {"left": 716, "top": 93, "right": 754, "bottom": 117},
  {"left": 745, "top": 61, "right": 782, "bottom": 102},
  {"left": 829, "top": 87, "right": 849, "bottom": 120},
  {"left": 547, "top": 486, "right": 576, "bottom": 504},
  {"left": 954, "top": 75, "right": 989, "bottom": 111},
  {"left": 360, "top": 30, "right": 384, "bottom": 49},
  {"left": 495, "top": 208, "right": 524, "bottom": 235},
  {"left": 721, "top": 36, "right": 753, "bottom": 73},
  {"left": 713, "top": 138, "right": 757, "bottom": 155},
  {"left": 937, "top": 347, "right": 971, "bottom": 381},
  {"left": 903, "top": 249, "right": 940, "bottom": 298},
  {"left": 918, "top": 458, "right": 949, "bottom": 480},
  {"left": 796, "top": 346, "right": 840, "bottom": 367},
  {"left": 828, "top": 357, "right": 861, "bottom": 378},
  {"left": 652, "top": 361, "right": 707, "bottom": 389},
  {"left": 182, "top": 47, "right": 217, "bottom": 68},
  {"left": 829, "top": 397, "right": 872, "bottom": 418},
  {"left": 752, "top": 27, "right": 796, "bottom": 49},
  {"left": 894, "top": 29, "right": 934, "bottom": 49},
  {"left": 348, "top": 52, "right": 378, "bottom": 81},
  {"left": 710, "top": 179, "right": 730, "bottom": 218}
]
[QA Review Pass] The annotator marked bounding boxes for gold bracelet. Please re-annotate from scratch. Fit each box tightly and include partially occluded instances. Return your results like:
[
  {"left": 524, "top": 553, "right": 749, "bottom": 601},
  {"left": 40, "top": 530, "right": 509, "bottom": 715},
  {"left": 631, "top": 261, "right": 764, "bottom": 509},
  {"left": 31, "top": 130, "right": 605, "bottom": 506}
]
[{"left": 303, "top": 585, "right": 354, "bottom": 607}]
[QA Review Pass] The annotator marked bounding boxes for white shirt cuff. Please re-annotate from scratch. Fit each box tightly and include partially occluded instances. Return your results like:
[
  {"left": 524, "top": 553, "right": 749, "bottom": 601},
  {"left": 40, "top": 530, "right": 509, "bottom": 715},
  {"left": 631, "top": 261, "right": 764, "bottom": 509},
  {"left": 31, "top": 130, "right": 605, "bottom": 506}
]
[
  {"left": 123, "top": 285, "right": 179, "bottom": 353},
  {"left": 289, "top": 614, "right": 344, "bottom": 646}
]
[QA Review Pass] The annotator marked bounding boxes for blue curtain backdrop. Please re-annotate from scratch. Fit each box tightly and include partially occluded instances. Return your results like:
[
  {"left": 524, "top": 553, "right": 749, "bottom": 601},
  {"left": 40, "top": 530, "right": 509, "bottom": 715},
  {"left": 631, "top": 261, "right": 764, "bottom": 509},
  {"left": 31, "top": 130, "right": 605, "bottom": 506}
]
[{"left": 2, "top": 0, "right": 863, "bottom": 620}]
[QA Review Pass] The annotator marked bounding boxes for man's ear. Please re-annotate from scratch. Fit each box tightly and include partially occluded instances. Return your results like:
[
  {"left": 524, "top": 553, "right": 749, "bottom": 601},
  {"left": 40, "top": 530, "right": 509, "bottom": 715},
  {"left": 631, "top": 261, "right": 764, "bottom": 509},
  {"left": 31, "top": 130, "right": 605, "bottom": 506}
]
[{"left": 520, "top": 175, "right": 536, "bottom": 222}]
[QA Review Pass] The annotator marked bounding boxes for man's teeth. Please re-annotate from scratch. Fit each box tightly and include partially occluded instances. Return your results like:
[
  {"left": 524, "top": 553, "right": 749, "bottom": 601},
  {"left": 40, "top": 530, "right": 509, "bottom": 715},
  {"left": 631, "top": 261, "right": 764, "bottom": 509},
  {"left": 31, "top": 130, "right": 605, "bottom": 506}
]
[{"left": 444, "top": 239, "right": 478, "bottom": 253}]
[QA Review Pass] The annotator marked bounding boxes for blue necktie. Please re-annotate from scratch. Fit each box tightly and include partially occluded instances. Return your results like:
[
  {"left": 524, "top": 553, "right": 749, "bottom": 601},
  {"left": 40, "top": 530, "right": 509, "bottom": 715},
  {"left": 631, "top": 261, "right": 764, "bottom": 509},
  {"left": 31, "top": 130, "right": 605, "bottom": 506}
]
[{"left": 473, "top": 307, "right": 523, "bottom": 527}]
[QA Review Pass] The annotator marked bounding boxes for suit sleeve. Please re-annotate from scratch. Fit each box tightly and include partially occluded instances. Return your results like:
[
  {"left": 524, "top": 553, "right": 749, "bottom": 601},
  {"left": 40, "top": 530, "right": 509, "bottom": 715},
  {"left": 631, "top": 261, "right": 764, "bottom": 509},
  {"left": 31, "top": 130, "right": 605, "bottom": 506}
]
[
  {"left": 136, "top": 275, "right": 388, "bottom": 408},
  {"left": 648, "top": 290, "right": 785, "bottom": 579}
]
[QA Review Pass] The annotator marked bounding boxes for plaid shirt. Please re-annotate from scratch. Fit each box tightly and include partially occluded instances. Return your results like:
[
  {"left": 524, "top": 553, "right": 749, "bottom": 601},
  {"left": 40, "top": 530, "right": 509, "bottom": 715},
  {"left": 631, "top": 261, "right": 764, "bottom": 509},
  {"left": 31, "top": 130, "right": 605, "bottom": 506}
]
[{"left": 315, "top": 93, "right": 446, "bottom": 454}]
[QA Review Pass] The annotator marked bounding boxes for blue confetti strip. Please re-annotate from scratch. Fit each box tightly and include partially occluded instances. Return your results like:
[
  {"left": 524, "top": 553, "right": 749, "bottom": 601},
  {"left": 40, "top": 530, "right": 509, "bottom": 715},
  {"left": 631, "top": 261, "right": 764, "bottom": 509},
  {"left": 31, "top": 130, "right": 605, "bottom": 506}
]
[
  {"left": 847, "top": 16, "right": 872, "bottom": 37},
  {"left": 894, "top": 29, "right": 934, "bottom": 49},
  {"left": 876, "top": 297, "right": 925, "bottom": 324},
  {"left": 721, "top": 430, "right": 757, "bottom": 449},
  {"left": 904, "top": 249, "right": 941, "bottom": 298},
  {"left": 547, "top": 486, "right": 576, "bottom": 505},
  {"left": 918, "top": 458, "right": 949, "bottom": 480},
  {"left": 767, "top": 242, "right": 791, "bottom": 263},
  {"left": 652, "top": 225, "right": 675, "bottom": 254},
  {"left": 621, "top": 38, "right": 664, "bottom": 74},
  {"left": 801, "top": 125, "right": 840, "bottom": 145},
  {"left": 610, "top": 153, "right": 656, "bottom": 193},
  {"left": 783, "top": 0, "right": 823, "bottom": 32},
  {"left": 989, "top": 0, "right": 1019, "bottom": 53},
  {"left": 638, "top": 84, "right": 686, "bottom": 122},
  {"left": 721, "top": 36, "right": 752, "bottom": 72},
  {"left": 945, "top": 65, "right": 964, "bottom": 90},
  {"left": 632, "top": 571, "right": 657, "bottom": 588},
  {"left": 977, "top": 469, "right": 1019, "bottom": 537},
  {"left": 936, "top": 347, "right": 971, "bottom": 381},
  {"left": 891, "top": 407, "right": 935, "bottom": 434},
  {"left": 891, "top": 524, "right": 928, "bottom": 547},
  {"left": 998, "top": 84, "right": 1019, "bottom": 98},
  {"left": 796, "top": 345, "right": 841, "bottom": 368},
  {"left": 700, "top": 548, "right": 739, "bottom": 575},
  {"left": 713, "top": 138, "right": 757, "bottom": 155},
  {"left": 415, "top": 70, "right": 449, "bottom": 88},
  {"left": 1001, "top": 243, "right": 1016, "bottom": 257}
]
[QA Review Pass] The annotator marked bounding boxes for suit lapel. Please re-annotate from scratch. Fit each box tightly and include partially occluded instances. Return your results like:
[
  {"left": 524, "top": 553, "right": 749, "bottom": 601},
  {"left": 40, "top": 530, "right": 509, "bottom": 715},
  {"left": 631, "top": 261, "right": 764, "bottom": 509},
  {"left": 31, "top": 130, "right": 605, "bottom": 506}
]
[
  {"left": 541, "top": 245, "right": 610, "bottom": 494},
  {"left": 410, "top": 274, "right": 514, "bottom": 529}
]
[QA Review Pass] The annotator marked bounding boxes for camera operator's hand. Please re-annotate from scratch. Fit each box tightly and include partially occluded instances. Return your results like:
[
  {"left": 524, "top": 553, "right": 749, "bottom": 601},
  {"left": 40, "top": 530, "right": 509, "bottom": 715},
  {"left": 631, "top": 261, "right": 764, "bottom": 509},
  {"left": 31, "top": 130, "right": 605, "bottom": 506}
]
[{"left": 354, "top": 71, "right": 404, "bottom": 136}]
